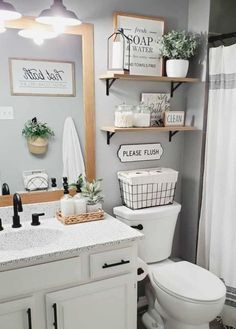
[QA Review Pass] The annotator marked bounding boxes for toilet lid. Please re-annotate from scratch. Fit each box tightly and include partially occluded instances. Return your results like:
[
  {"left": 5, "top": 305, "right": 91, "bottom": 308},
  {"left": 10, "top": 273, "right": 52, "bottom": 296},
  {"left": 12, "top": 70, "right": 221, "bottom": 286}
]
[{"left": 152, "top": 261, "right": 226, "bottom": 303}]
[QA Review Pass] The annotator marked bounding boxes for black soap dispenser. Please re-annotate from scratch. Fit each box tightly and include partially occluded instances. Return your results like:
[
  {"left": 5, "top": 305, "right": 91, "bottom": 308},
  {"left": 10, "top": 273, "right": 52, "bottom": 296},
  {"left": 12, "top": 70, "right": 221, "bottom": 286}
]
[
  {"left": 2, "top": 183, "right": 10, "bottom": 195},
  {"left": 50, "top": 178, "right": 57, "bottom": 191}
]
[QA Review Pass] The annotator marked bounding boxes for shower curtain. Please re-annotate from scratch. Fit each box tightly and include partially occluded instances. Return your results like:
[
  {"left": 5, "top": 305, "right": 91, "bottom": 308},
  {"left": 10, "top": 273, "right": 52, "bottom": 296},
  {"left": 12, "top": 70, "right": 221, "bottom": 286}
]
[{"left": 197, "top": 44, "right": 236, "bottom": 329}]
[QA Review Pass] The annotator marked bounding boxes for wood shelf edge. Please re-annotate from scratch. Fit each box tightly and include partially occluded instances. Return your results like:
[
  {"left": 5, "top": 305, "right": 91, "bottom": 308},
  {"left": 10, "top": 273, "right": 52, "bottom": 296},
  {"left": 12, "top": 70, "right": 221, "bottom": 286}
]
[
  {"left": 101, "top": 126, "right": 198, "bottom": 133},
  {"left": 99, "top": 73, "right": 199, "bottom": 83}
]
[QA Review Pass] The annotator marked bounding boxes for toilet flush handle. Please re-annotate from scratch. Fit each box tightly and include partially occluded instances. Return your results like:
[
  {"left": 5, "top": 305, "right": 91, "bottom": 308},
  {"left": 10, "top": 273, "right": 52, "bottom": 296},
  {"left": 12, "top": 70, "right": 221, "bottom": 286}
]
[{"left": 131, "top": 224, "right": 143, "bottom": 230}]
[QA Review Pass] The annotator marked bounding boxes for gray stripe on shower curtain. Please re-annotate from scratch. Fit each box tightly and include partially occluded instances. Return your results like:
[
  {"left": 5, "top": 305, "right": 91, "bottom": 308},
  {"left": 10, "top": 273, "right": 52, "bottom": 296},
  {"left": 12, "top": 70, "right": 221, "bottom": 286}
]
[
  {"left": 226, "top": 285, "right": 236, "bottom": 308},
  {"left": 209, "top": 73, "right": 236, "bottom": 90}
]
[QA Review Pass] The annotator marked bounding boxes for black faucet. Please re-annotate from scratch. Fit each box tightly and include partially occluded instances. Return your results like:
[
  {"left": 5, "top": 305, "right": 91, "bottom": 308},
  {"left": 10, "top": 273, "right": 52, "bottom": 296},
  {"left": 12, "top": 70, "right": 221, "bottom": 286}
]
[{"left": 12, "top": 193, "right": 23, "bottom": 228}]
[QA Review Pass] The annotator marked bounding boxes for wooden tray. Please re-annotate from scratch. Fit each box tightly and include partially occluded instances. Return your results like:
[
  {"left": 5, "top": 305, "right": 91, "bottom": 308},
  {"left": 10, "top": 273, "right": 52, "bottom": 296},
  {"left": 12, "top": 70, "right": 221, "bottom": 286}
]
[{"left": 56, "top": 209, "right": 105, "bottom": 225}]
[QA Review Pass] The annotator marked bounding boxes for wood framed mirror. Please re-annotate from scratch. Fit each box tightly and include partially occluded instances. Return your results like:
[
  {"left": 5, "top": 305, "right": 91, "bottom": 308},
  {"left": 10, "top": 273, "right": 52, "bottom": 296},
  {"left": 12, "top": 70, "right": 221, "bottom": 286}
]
[{"left": 0, "top": 17, "right": 95, "bottom": 207}]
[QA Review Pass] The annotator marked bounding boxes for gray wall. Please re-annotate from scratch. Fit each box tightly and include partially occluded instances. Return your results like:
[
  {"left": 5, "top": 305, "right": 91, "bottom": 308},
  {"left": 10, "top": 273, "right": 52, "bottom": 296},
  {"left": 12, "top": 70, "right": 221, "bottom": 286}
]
[
  {"left": 91, "top": 0, "right": 189, "bottom": 257},
  {"left": 8, "top": 0, "right": 212, "bottom": 261},
  {"left": 180, "top": 0, "right": 210, "bottom": 262},
  {"left": 209, "top": 0, "right": 236, "bottom": 34},
  {"left": 0, "top": 29, "right": 84, "bottom": 192},
  {"left": 8, "top": 0, "right": 190, "bottom": 257}
]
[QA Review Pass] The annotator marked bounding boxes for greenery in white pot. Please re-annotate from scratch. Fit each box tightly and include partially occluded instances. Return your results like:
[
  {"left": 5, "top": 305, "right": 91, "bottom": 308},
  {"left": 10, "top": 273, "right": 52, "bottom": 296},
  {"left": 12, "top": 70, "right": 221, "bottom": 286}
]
[
  {"left": 159, "top": 30, "right": 199, "bottom": 78},
  {"left": 81, "top": 178, "right": 104, "bottom": 213},
  {"left": 22, "top": 117, "right": 55, "bottom": 155}
]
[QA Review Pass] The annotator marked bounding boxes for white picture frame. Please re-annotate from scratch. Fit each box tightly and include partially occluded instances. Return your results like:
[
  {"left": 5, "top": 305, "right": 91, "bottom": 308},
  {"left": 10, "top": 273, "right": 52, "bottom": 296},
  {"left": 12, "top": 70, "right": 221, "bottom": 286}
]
[
  {"left": 141, "top": 93, "right": 170, "bottom": 126},
  {"left": 114, "top": 12, "right": 165, "bottom": 76},
  {"left": 9, "top": 58, "right": 76, "bottom": 97}
]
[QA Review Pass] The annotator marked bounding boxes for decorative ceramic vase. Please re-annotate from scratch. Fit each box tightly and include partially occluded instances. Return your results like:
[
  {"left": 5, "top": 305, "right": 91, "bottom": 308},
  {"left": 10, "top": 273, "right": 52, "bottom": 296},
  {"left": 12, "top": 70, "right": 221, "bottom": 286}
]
[
  {"left": 27, "top": 137, "right": 48, "bottom": 155},
  {"left": 87, "top": 203, "right": 102, "bottom": 213},
  {"left": 166, "top": 59, "right": 189, "bottom": 78}
]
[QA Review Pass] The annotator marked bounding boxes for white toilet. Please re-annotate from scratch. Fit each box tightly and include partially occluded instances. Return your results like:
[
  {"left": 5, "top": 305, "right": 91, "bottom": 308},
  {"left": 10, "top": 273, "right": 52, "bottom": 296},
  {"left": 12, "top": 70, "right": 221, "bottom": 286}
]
[{"left": 114, "top": 202, "right": 226, "bottom": 329}]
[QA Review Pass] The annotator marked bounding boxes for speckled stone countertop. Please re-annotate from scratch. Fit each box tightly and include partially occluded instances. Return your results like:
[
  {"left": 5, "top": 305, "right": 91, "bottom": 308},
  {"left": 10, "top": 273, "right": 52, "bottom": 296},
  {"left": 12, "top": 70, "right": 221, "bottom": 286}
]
[{"left": 0, "top": 214, "right": 143, "bottom": 272}]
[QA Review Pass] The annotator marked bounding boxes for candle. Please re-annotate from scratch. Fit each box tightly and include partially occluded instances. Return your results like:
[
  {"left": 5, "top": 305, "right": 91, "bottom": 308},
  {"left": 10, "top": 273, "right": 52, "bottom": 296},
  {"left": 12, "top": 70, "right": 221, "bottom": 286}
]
[{"left": 112, "top": 41, "right": 123, "bottom": 69}]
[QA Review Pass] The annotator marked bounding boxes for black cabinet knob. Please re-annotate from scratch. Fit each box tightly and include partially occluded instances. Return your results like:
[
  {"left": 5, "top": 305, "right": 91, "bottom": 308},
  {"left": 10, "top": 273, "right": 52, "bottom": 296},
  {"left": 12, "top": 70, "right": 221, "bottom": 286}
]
[
  {"left": 137, "top": 267, "right": 145, "bottom": 275},
  {"left": 31, "top": 213, "right": 45, "bottom": 226}
]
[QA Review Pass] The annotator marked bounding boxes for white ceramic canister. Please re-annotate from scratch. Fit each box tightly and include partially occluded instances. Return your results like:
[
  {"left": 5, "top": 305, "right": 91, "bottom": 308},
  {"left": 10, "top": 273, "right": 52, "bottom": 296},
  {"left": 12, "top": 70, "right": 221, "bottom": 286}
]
[
  {"left": 61, "top": 194, "right": 75, "bottom": 216},
  {"left": 74, "top": 192, "right": 87, "bottom": 214}
]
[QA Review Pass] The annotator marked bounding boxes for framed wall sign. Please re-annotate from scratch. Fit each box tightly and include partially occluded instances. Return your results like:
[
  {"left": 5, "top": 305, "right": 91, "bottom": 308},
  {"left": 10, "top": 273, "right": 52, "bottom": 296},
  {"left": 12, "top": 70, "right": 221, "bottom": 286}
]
[
  {"left": 141, "top": 93, "right": 170, "bottom": 126},
  {"left": 118, "top": 143, "right": 163, "bottom": 163},
  {"left": 164, "top": 111, "right": 185, "bottom": 127},
  {"left": 113, "top": 12, "right": 165, "bottom": 76},
  {"left": 9, "top": 58, "right": 76, "bottom": 96}
]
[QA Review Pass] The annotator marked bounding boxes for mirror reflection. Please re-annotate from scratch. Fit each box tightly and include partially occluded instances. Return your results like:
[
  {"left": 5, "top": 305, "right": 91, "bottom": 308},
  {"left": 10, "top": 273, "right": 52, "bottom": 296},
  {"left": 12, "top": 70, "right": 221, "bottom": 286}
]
[{"left": 0, "top": 29, "right": 84, "bottom": 193}]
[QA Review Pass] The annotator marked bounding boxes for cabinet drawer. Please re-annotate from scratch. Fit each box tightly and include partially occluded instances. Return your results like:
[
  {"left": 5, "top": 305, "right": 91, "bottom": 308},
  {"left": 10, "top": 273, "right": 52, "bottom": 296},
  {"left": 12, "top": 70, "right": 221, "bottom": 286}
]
[{"left": 90, "top": 247, "right": 134, "bottom": 280}]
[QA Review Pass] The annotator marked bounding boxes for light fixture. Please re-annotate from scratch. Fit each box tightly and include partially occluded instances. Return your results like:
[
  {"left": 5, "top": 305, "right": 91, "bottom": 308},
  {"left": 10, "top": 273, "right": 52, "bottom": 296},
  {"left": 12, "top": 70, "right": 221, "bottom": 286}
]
[
  {"left": 0, "top": 0, "right": 21, "bottom": 33},
  {"left": 0, "top": 20, "right": 6, "bottom": 33},
  {"left": 36, "top": 0, "right": 81, "bottom": 34},
  {"left": 18, "top": 29, "right": 58, "bottom": 46},
  {"left": 0, "top": 0, "right": 21, "bottom": 20}
]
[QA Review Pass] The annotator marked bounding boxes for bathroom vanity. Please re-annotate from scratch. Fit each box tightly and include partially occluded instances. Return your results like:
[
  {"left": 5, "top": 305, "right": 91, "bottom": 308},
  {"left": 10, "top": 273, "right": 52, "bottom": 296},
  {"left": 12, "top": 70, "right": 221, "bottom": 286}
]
[{"left": 0, "top": 215, "right": 142, "bottom": 329}]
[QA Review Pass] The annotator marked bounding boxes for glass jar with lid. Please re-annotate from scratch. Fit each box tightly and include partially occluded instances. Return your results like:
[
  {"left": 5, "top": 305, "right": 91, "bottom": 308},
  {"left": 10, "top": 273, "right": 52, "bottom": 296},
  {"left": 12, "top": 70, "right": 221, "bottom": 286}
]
[
  {"left": 114, "top": 103, "right": 134, "bottom": 128},
  {"left": 133, "top": 103, "right": 151, "bottom": 127}
]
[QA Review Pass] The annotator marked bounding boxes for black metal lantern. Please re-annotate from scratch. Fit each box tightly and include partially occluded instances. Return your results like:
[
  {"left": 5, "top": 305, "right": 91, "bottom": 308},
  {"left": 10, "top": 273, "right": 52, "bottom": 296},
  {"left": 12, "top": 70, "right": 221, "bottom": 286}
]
[{"left": 107, "top": 28, "right": 131, "bottom": 74}]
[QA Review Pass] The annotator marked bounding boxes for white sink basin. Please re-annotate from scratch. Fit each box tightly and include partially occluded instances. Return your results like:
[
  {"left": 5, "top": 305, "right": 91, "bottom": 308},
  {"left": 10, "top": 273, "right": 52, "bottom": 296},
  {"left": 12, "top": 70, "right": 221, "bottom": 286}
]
[{"left": 0, "top": 228, "right": 63, "bottom": 251}]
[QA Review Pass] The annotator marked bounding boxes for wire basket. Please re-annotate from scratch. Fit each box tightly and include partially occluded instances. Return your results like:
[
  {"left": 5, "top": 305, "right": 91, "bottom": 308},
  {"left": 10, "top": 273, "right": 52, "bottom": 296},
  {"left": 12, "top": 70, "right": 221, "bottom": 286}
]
[
  {"left": 119, "top": 180, "right": 177, "bottom": 210},
  {"left": 118, "top": 168, "right": 178, "bottom": 210}
]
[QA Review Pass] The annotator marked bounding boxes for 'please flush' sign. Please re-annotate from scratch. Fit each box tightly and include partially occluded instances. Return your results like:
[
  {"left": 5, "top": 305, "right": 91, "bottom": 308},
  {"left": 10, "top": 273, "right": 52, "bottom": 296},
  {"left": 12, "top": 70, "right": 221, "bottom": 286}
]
[
  {"left": 9, "top": 58, "right": 75, "bottom": 96},
  {"left": 118, "top": 143, "right": 163, "bottom": 163}
]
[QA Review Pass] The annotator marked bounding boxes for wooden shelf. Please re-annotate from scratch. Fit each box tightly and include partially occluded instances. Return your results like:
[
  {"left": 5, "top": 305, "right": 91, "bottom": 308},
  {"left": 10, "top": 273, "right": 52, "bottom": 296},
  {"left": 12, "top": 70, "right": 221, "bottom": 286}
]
[
  {"left": 99, "top": 73, "right": 199, "bottom": 96},
  {"left": 101, "top": 126, "right": 198, "bottom": 144},
  {"left": 100, "top": 73, "right": 199, "bottom": 83}
]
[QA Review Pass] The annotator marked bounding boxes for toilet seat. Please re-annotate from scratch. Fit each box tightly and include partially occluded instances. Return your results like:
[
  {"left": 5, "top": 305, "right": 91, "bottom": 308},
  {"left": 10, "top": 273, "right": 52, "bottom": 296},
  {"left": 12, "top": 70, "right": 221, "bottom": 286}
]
[{"left": 150, "top": 261, "right": 226, "bottom": 304}]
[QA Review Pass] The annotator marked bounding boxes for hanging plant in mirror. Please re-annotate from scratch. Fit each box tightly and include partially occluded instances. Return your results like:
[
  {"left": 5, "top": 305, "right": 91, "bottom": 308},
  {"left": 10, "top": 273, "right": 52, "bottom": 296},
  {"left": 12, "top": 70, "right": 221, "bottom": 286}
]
[{"left": 22, "top": 117, "right": 55, "bottom": 155}]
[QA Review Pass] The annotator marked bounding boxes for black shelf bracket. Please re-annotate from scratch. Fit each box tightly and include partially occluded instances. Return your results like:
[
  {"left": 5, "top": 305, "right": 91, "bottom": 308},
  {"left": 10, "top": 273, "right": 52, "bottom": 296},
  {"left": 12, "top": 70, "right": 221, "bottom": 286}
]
[
  {"left": 107, "top": 131, "right": 116, "bottom": 144},
  {"left": 106, "top": 78, "right": 117, "bottom": 96},
  {"left": 170, "top": 81, "right": 183, "bottom": 97},
  {"left": 104, "top": 79, "right": 185, "bottom": 97},
  {"left": 169, "top": 130, "right": 179, "bottom": 142}
]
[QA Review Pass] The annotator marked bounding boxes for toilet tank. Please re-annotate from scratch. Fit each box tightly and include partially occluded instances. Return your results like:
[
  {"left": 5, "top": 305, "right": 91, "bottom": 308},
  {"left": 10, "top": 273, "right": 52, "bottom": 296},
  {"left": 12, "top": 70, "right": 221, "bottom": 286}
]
[{"left": 113, "top": 202, "right": 181, "bottom": 263}]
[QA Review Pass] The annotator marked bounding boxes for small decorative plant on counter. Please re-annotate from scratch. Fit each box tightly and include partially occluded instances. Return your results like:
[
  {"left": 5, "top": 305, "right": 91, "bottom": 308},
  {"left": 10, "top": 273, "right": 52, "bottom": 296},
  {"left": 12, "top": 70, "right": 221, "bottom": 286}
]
[
  {"left": 158, "top": 30, "right": 199, "bottom": 78},
  {"left": 22, "top": 117, "right": 55, "bottom": 155},
  {"left": 81, "top": 178, "right": 104, "bottom": 213}
]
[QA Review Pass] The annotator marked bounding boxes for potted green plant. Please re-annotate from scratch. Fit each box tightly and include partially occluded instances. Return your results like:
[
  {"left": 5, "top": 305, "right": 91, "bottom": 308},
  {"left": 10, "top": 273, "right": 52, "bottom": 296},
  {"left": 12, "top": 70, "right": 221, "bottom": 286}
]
[
  {"left": 159, "top": 30, "right": 199, "bottom": 78},
  {"left": 81, "top": 178, "right": 104, "bottom": 213},
  {"left": 22, "top": 117, "right": 55, "bottom": 155}
]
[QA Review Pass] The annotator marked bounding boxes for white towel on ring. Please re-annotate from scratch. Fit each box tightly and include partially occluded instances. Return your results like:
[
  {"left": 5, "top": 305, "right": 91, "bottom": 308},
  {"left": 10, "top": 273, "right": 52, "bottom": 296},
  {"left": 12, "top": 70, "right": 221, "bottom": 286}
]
[{"left": 62, "top": 117, "right": 85, "bottom": 184}]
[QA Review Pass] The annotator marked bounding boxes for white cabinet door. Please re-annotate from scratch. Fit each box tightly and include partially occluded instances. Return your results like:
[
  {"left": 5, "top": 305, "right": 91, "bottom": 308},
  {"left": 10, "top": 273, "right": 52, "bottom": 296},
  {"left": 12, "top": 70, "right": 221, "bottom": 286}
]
[
  {"left": 46, "top": 274, "right": 137, "bottom": 329},
  {"left": 0, "top": 297, "right": 35, "bottom": 329}
]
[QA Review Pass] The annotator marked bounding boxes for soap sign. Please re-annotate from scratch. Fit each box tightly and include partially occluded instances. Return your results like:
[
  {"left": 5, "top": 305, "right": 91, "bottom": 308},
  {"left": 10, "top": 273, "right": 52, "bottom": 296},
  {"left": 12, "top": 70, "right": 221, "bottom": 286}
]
[
  {"left": 118, "top": 143, "right": 163, "bottom": 163},
  {"left": 114, "top": 13, "right": 165, "bottom": 76},
  {"left": 9, "top": 58, "right": 75, "bottom": 96}
]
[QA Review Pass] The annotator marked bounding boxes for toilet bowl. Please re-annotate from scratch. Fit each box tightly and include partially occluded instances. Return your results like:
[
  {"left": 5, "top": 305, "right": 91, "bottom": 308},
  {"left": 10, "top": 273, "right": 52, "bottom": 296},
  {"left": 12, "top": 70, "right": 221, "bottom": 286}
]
[
  {"left": 147, "top": 261, "right": 226, "bottom": 329},
  {"left": 113, "top": 203, "right": 226, "bottom": 329}
]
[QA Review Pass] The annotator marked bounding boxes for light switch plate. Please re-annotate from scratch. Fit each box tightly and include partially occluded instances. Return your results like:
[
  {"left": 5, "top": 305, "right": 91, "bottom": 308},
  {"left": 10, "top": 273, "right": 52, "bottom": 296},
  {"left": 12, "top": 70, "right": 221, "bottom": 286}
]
[{"left": 0, "top": 107, "right": 14, "bottom": 120}]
